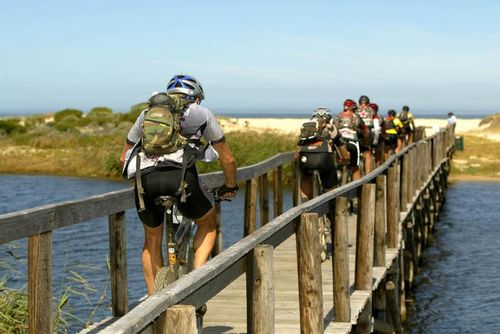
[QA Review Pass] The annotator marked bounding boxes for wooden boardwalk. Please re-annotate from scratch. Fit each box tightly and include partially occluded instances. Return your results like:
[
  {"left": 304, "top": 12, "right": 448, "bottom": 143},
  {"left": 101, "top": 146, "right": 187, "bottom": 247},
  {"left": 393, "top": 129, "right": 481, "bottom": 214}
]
[{"left": 204, "top": 215, "right": 399, "bottom": 333}]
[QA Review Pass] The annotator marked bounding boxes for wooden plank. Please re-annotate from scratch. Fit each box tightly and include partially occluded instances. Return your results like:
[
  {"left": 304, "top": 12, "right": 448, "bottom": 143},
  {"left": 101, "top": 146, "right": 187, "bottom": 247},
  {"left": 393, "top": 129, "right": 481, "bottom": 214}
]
[
  {"left": 28, "top": 231, "right": 52, "bottom": 334},
  {"left": 109, "top": 211, "right": 128, "bottom": 316}
]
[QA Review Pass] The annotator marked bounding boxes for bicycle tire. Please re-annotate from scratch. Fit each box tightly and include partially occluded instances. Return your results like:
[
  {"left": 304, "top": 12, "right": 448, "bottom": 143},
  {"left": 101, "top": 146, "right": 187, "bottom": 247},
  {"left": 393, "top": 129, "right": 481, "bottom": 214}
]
[{"left": 153, "top": 266, "right": 177, "bottom": 293}]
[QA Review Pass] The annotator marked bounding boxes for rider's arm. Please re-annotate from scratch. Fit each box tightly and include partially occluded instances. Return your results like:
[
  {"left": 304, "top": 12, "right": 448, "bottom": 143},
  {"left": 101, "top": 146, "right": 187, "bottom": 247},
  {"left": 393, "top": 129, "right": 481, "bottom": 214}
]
[
  {"left": 212, "top": 138, "right": 237, "bottom": 189},
  {"left": 120, "top": 142, "right": 133, "bottom": 168},
  {"left": 372, "top": 117, "right": 381, "bottom": 145}
]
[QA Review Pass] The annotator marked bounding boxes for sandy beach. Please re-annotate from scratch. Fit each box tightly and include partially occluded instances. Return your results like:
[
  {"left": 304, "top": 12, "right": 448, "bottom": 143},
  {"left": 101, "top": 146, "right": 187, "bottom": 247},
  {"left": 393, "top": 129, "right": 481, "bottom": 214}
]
[{"left": 219, "top": 117, "right": 491, "bottom": 139}]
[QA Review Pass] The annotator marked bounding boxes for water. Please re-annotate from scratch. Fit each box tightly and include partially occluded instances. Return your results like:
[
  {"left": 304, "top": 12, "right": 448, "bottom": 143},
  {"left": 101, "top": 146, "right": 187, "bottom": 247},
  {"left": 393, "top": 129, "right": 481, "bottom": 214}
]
[
  {"left": 2, "top": 176, "right": 499, "bottom": 332},
  {"left": 408, "top": 182, "right": 500, "bottom": 334},
  {"left": 0, "top": 174, "right": 293, "bottom": 332}
]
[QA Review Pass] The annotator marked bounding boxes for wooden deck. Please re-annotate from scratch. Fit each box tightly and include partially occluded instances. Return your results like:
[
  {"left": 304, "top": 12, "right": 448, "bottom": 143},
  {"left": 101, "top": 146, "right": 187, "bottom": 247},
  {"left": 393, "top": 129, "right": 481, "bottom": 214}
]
[{"left": 203, "top": 215, "right": 399, "bottom": 334}]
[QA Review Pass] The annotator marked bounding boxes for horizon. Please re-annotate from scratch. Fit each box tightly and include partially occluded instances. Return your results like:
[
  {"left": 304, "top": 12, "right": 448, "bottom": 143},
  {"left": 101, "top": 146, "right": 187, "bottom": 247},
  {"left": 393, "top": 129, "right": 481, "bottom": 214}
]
[{"left": 2, "top": 1, "right": 500, "bottom": 114}]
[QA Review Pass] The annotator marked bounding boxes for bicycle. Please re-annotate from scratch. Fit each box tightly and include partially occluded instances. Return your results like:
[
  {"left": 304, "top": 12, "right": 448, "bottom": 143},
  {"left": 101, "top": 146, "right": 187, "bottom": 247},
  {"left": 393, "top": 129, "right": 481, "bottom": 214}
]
[
  {"left": 310, "top": 169, "right": 332, "bottom": 263},
  {"left": 152, "top": 191, "right": 227, "bottom": 332}
]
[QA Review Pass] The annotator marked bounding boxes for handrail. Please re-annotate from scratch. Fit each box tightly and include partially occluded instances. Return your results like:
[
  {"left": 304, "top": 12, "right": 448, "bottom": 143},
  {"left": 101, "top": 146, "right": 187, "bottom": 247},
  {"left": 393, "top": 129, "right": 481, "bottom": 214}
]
[
  {"left": 101, "top": 127, "right": 455, "bottom": 333},
  {"left": 0, "top": 152, "right": 294, "bottom": 245}
]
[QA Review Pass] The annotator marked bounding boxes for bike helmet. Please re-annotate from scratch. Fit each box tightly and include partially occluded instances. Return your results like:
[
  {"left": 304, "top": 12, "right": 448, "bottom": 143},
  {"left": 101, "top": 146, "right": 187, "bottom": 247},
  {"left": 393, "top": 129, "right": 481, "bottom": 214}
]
[
  {"left": 312, "top": 106, "right": 332, "bottom": 120},
  {"left": 369, "top": 103, "right": 379, "bottom": 112},
  {"left": 359, "top": 95, "right": 370, "bottom": 104},
  {"left": 388, "top": 109, "right": 396, "bottom": 116},
  {"left": 343, "top": 99, "right": 357, "bottom": 110},
  {"left": 402, "top": 105, "right": 410, "bottom": 112},
  {"left": 166, "top": 74, "right": 205, "bottom": 101}
]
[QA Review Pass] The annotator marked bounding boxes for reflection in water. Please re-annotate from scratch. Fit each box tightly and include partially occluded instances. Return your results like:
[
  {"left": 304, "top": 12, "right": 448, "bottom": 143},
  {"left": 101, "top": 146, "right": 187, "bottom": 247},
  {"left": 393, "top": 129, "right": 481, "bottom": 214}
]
[{"left": 408, "top": 182, "right": 500, "bottom": 334}]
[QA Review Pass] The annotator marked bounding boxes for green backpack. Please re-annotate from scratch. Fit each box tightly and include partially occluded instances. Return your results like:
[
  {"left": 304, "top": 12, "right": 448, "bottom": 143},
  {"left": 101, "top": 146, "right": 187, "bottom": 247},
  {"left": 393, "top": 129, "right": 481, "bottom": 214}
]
[
  {"left": 135, "top": 93, "right": 191, "bottom": 210},
  {"left": 141, "top": 94, "right": 187, "bottom": 156}
]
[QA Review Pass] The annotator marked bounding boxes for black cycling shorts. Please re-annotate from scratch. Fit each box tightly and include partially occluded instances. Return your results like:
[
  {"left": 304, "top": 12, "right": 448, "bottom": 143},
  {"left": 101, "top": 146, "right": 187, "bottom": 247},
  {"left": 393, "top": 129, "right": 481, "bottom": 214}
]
[
  {"left": 385, "top": 134, "right": 398, "bottom": 150},
  {"left": 345, "top": 141, "right": 360, "bottom": 168},
  {"left": 134, "top": 166, "right": 213, "bottom": 227}
]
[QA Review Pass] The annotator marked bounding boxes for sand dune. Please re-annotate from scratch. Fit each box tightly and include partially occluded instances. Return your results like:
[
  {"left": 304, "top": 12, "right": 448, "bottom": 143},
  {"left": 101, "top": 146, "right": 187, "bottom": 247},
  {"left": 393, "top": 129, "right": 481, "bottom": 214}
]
[{"left": 219, "top": 117, "right": 485, "bottom": 136}]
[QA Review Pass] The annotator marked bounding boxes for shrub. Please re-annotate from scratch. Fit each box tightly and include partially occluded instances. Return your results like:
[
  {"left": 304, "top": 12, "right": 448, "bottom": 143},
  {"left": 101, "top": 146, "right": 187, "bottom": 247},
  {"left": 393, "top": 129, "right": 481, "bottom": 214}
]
[
  {"left": 0, "top": 119, "right": 25, "bottom": 135},
  {"left": 54, "top": 109, "right": 83, "bottom": 123},
  {"left": 87, "top": 107, "right": 114, "bottom": 126},
  {"left": 55, "top": 115, "right": 81, "bottom": 132}
]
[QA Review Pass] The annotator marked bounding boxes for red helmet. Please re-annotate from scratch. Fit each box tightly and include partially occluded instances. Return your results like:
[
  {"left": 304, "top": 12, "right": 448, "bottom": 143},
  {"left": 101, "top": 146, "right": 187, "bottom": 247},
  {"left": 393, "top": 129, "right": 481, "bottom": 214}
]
[
  {"left": 343, "top": 99, "right": 357, "bottom": 110},
  {"left": 369, "top": 103, "right": 379, "bottom": 112}
]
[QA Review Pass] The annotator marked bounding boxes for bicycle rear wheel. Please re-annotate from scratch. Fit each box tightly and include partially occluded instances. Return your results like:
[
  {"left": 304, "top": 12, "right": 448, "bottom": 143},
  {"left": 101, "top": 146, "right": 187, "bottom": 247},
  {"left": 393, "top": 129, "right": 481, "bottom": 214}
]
[{"left": 153, "top": 266, "right": 177, "bottom": 293}]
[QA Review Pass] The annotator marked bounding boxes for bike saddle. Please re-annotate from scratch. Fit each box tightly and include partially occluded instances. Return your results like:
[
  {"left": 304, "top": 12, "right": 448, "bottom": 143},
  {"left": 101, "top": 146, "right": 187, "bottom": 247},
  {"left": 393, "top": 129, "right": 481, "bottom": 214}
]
[{"left": 154, "top": 195, "right": 177, "bottom": 207}]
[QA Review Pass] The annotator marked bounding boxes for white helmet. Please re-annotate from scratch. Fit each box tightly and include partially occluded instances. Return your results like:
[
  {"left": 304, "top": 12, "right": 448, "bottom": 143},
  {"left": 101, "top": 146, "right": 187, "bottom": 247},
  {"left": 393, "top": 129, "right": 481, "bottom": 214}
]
[
  {"left": 166, "top": 74, "right": 205, "bottom": 100},
  {"left": 312, "top": 107, "right": 331, "bottom": 120}
]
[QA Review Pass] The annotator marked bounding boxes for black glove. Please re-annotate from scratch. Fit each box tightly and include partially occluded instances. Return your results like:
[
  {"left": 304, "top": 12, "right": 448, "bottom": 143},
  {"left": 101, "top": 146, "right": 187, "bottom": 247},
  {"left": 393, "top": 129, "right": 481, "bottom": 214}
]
[{"left": 216, "top": 184, "right": 239, "bottom": 199}]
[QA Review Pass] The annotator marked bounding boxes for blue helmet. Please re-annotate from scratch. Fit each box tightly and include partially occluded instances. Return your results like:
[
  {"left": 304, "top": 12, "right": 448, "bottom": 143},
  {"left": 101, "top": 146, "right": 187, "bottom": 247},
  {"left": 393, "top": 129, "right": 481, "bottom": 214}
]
[{"left": 166, "top": 74, "right": 205, "bottom": 100}]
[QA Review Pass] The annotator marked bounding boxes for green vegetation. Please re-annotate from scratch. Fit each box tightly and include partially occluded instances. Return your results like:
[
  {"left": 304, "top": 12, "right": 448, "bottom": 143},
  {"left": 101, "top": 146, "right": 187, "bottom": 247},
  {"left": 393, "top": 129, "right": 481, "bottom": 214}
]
[
  {"left": 479, "top": 112, "right": 500, "bottom": 132},
  {"left": 0, "top": 104, "right": 297, "bottom": 181},
  {"left": 0, "top": 252, "right": 111, "bottom": 333},
  {"left": 451, "top": 135, "right": 500, "bottom": 180}
]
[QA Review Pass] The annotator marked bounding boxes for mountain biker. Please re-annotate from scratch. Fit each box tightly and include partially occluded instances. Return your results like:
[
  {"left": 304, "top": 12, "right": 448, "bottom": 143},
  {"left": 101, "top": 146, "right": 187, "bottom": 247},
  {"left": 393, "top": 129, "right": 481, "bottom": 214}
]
[
  {"left": 119, "top": 74, "right": 238, "bottom": 295},
  {"left": 399, "top": 105, "right": 415, "bottom": 144},
  {"left": 369, "top": 102, "right": 384, "bottom": 166},
  {"left": 296, "top": 107, "right": 350, "bottom": 200},
  {"left": 384, "top": 109, "right": 404, "bottom": 158},
  {"left": 356, "top": 95, "right": 378, "bottom": 173},
  {"left": 334, "top": 99, "right": 369, "bottom": 181}
]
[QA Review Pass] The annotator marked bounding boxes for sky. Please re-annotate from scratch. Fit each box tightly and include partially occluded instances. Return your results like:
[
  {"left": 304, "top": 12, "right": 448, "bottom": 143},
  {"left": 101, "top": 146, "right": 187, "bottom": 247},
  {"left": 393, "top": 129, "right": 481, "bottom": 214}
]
[{"left": 1, "top": 0, "right": 500, "bottom": 115}]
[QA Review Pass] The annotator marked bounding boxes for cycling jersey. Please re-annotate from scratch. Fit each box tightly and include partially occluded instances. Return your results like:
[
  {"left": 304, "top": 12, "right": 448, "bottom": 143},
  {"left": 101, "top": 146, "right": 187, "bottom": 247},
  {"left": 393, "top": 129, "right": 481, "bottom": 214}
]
[
  {"left": 335, "top": 112, "right": 365, "bottom": 141},
  {"left": 384, "top": 117, "right": 403, "bottom": 135}
]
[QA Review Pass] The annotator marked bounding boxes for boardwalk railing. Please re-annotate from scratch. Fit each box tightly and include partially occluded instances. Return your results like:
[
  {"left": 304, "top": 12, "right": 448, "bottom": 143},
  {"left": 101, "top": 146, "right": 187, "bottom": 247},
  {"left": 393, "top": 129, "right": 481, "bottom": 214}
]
[{"left": 0, "top": 126, "right": 455, "bottom": 334}]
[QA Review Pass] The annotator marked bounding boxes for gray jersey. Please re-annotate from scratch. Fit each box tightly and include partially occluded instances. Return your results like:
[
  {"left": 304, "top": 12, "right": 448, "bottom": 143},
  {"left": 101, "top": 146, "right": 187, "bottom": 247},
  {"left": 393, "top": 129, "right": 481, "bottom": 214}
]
[{"left": 123, "top": 103, "right": 224, "bottom": 178}]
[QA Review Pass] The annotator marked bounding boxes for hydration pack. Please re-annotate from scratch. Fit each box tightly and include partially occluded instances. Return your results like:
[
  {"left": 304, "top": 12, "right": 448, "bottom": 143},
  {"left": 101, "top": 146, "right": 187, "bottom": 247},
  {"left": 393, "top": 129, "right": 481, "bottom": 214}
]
[
  {"left": 335, "top": 114, "right": 359, "bottom": 141},
  {"left": 399, "top": 110, "right": 409, "bottom": 123},
  {"left": 357, "top": 106, "right": 374, "bottom": 128},
  {"left": 141, "top": 93, "right": 187, "bottom": 156},
  {"left": 135, "top": 93, "right": 194, "bottom": 210},
  {"left": 298, "top": 118, "right": 327, "bottom": 145}
]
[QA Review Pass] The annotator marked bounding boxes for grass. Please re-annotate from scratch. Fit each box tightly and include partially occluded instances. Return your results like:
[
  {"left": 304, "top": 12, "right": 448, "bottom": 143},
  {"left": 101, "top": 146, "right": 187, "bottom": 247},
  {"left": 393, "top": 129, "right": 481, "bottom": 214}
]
[
  {"left": 450, "top": 134, "right": 500, "bottom": 179},
  {"left": 0, "top": 253, "right": 112, "bottom": 333},
  {"left": 0, "top": 115, "right": 298, "bottom": 182}
]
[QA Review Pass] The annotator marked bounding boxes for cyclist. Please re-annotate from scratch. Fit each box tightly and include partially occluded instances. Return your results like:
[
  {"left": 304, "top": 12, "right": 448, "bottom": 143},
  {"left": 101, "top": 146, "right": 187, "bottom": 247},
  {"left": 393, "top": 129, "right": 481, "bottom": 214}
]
[
  {"left": 120, "top": 74, "right": 238, "bottom": 295},
  {"left": 399, "top": 105, "right": 415, "bottom": 144},
  {"left": 296, "top": 107, "right": 350, "bottom": 200},
  {"left": 384, "top": 109, "right": 404, "bottom": 158},
  {"left": 334, "top": 99, "right": 369, "bottom": 181},
  {"left": 369, "top": 102, "right": 384, "bottom": 166},
  {"left": 356, "top": 95, "right": 378, "bottom": 173}
]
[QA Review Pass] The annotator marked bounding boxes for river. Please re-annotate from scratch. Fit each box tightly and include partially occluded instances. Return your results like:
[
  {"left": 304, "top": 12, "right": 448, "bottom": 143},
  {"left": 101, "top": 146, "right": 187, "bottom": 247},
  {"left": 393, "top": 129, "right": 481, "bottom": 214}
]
[
  {"left": 0, "top": 174, "right": 294, "bottom": 332},
  {"left": 1, "top": 176, "right": 499, "bottom": 333}
]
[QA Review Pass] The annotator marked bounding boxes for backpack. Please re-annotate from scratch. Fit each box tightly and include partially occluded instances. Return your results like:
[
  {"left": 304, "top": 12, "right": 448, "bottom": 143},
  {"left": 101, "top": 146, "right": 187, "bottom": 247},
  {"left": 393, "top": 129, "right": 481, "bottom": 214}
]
[
  {"left": 141, "top": 93, "right": 187, "bottom": 155},
  {"left": 335, "top": 113, "right": 359, "bottom": 141},
  {"left": 298, "top": 118, "right": 326, "bottom": 145},
  {"left": 135, "top": 93, "right": 193, "bottom": 210},
  {"left": 399, "top": 110, "right": 409, "bottom": 123}
]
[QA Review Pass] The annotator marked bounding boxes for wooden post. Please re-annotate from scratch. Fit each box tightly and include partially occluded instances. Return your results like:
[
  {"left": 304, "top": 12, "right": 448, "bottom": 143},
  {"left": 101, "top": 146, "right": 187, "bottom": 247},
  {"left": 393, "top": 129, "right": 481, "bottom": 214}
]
[
  {"left": 252, "top": 245, "right": 274, "bottom": 334},
  {"left": 244, "top": 178, "right": 258, "bottom": 236},
  {"left": 273, "top": 166, "right": 283, "bottom": 218},
  {"left": 399, "top": 247, "right": 406, "bottom": 321},
  {"left": 293, "top": 160, "right": 300, "bottom": 207},
  {"left": 212, "top": 202, "right": 223, "bottom": 256},
  {"left": 400, "top": 153, "right": 409, "bottom": 212},
  {"left": 109, "top": 211, "right": 128, "bottom": 316},
  {"left": 259, "top": 174, "right": 270, "bottom": 226},
  {"left": 296, "top": 213, "right": 324, "bottom": 333},
  {"left": 355, "top": 184, "right": 376, "bottom": 290},
  {"left": 385, "top": 280, "right": 403, "bottom": 334},
  {"left": 386, "top": 165, "right": 400, "bottom": 249},
  {"left": 374, "top": 175, "right": 387, "bottom": 267},
  {"left": 373, "top": 176, "right": 387, "bottom": 330},
  {"left": 333, "top": 196, "right": 350, "bottom": 322},
  {"left": 156, "top": 305, "right": 196, "bottom": 333},
  {"left": 355, "top": 184, "right": 375, "bottom": 334},
  {"left": 28, "top": 231, "right": 52, "bottom": 334}
]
